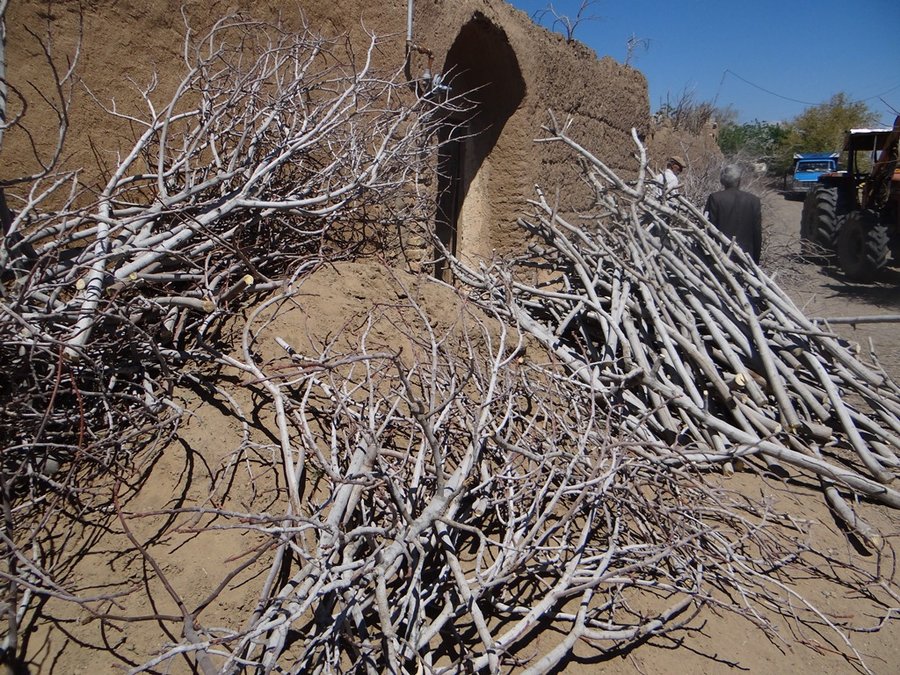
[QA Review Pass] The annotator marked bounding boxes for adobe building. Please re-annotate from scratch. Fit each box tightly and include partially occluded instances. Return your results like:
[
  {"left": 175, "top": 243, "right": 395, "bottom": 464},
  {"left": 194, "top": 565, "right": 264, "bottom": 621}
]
[{"left": 3, "top": 0, "right": 650, "bottom": 271}]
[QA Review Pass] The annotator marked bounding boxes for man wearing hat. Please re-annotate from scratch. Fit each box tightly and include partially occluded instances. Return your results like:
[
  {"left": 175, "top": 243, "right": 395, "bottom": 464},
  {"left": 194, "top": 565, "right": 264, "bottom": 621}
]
[{"left": 653, "top": 155, "right": 686, "bottom": 201}]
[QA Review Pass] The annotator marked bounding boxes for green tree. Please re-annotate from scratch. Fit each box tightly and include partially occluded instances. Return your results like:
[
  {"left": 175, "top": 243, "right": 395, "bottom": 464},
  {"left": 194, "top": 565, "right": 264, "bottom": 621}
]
[
  {"left": 718, "top": 120, "right": 787, "bottom": 164},
  {"left": 776, "top": 93, "right": 878, "bottom": 170}
]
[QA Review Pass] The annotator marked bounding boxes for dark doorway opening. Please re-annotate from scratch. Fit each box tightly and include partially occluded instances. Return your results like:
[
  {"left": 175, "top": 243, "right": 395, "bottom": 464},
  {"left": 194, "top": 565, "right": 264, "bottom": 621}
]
[
  {"left": 433, "top": 14, "right": 525, "bottom": 279},
  {"left": 434, "top": 122, "right": 468, "bottom": 280}
]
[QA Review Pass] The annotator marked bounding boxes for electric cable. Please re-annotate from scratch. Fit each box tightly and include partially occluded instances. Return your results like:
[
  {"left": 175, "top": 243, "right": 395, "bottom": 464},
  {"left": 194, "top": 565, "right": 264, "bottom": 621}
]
[{"left": 723, "top": 70, "right": 900, "bottom": 109}]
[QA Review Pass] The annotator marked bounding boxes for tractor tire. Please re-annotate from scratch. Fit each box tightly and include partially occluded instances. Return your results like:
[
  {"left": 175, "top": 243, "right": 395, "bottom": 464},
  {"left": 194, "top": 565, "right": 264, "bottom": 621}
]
[
  {"left": 799, "top": 195, "right": 816, "bottom": 256},
  {"left": 800, "top": 185, "right": 840, "bottom": 257},
  {"left": 837, "top": 210, "right": 889, "bottom": 282}
]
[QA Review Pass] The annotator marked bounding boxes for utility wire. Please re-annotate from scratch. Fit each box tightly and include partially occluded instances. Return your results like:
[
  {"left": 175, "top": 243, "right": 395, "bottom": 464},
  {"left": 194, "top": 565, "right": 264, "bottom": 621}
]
[
  {"left": 862, "top": 82, "right": 900, "bottom": 101},
  {"left": 723, "top": 70, "right": 824, "bottom": 106},
  {"left": 722, "top": 69, "right": 900, "bottom": 108}
]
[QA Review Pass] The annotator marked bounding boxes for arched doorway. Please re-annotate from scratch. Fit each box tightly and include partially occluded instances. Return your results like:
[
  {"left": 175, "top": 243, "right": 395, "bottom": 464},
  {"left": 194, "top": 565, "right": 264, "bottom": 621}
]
[{"left": 434, "top": 14, "right": 525, "bottom": 279}]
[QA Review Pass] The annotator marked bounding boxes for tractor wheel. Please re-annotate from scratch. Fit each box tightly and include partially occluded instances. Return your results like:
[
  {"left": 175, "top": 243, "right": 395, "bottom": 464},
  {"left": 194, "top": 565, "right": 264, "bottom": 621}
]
[
  {"left": 800, "top": 186, "right": 840, "bottom": 257},
  {"left": 799, "top": 194, "right": 815, "bottom": 256},
  {"left": 837, "top": 210, "right": 889, "bottom": 282}
]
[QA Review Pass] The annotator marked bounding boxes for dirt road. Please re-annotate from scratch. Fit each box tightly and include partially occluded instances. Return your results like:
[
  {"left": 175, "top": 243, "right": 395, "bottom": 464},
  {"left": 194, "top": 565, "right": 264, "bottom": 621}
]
[{"left": 763, "top": 192, "right": 900, "bottom": 382}]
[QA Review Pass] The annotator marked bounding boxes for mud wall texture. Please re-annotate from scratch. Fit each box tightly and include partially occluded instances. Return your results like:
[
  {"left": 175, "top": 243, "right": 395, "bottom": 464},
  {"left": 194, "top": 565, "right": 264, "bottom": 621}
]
[
  {"left": 647, "top": 119, "right": 723, "bottom": 175},
  {"left": 3, "top": 0, "right": 650, "bottom": 266}
]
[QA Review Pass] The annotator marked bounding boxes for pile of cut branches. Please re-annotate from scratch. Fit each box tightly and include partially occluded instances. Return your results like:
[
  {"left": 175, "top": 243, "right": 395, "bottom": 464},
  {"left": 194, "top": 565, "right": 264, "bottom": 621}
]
[
  {"left": 116, "top": 258, "right": 893, "bottom": 674},
  {"left": 449, "top": 115, "right": 900, "bottom": 543},
  {"left": 1, "top": 15, "right": 450, "bottom": 473},
  {"left": 0, "top": 15, "right": 455, "bottom": 670},
  {"left": 1, "top": 13, "right": 898, "bottom": 673}
]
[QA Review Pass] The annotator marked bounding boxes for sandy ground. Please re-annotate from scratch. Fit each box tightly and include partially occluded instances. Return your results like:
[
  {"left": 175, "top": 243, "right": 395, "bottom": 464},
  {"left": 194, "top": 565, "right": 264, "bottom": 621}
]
[{"left": 763, "top": 194, "right": 900, "bottom": 381}]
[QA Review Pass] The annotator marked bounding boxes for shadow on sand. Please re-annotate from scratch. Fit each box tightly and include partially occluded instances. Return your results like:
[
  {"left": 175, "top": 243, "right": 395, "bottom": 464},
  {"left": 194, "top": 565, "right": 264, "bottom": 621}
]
[{"left": 815, "top": 264, "right": 900, "bottom": 311}]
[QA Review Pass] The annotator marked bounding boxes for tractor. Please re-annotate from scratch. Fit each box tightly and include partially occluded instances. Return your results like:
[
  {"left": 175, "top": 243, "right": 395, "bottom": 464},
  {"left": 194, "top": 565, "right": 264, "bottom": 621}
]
[{"left": 800, "top": 115, "right": 900, "bottom": 281}]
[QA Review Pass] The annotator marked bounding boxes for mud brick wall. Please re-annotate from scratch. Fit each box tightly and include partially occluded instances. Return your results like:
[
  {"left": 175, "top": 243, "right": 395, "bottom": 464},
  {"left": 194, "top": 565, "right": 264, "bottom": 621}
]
[{"left": 3, "top": 0, "right": 651, "bottom": 265}]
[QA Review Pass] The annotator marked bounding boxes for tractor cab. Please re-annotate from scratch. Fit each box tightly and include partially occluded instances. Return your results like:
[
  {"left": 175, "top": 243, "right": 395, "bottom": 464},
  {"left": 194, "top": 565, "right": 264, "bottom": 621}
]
[{"left": 831, "top": 123, "right": 900, "bottom": 212}]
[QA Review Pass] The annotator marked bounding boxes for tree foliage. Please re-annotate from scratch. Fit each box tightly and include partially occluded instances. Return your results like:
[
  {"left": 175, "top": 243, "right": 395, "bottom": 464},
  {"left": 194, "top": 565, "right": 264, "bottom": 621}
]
[
  {"left": 716, "top": 93, "right": 878, "bottom": 174},
  {"left": 780, "top": 93, "right": 878, "bottom": 157},
  {"left": 718, "top": 120, "right": 787, "bottom": 163}
]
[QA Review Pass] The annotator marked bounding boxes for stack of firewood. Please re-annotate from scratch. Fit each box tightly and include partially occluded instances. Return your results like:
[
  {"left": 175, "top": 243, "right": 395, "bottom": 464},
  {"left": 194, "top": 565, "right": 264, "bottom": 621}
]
[{"left": 449, "top": 118, "right": 900, "bottom": 545}]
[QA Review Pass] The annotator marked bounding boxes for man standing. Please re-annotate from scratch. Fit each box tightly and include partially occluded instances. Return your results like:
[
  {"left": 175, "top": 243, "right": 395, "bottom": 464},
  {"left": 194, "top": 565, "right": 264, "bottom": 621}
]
[
  {"left": 653, "top": 155, "right": 685, "bottom": 201},
  {"left": 704, "top": 164, "right": 762, "bottom": 264}
]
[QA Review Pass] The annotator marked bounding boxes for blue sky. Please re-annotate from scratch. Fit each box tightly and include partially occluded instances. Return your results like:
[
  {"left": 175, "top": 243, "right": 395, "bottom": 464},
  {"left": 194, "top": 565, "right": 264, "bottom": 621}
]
[{"left": 507, "top": 0, "right": 900, "bottom": 126}]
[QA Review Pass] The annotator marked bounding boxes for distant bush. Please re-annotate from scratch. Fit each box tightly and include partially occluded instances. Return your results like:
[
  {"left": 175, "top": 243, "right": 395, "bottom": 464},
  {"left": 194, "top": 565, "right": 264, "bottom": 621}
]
[
  {"left": 654, "top": 88, "right": 717, "bottom": 135},
  {"left": 718, "top": 120, "right": 788, "bottom": 171}
]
